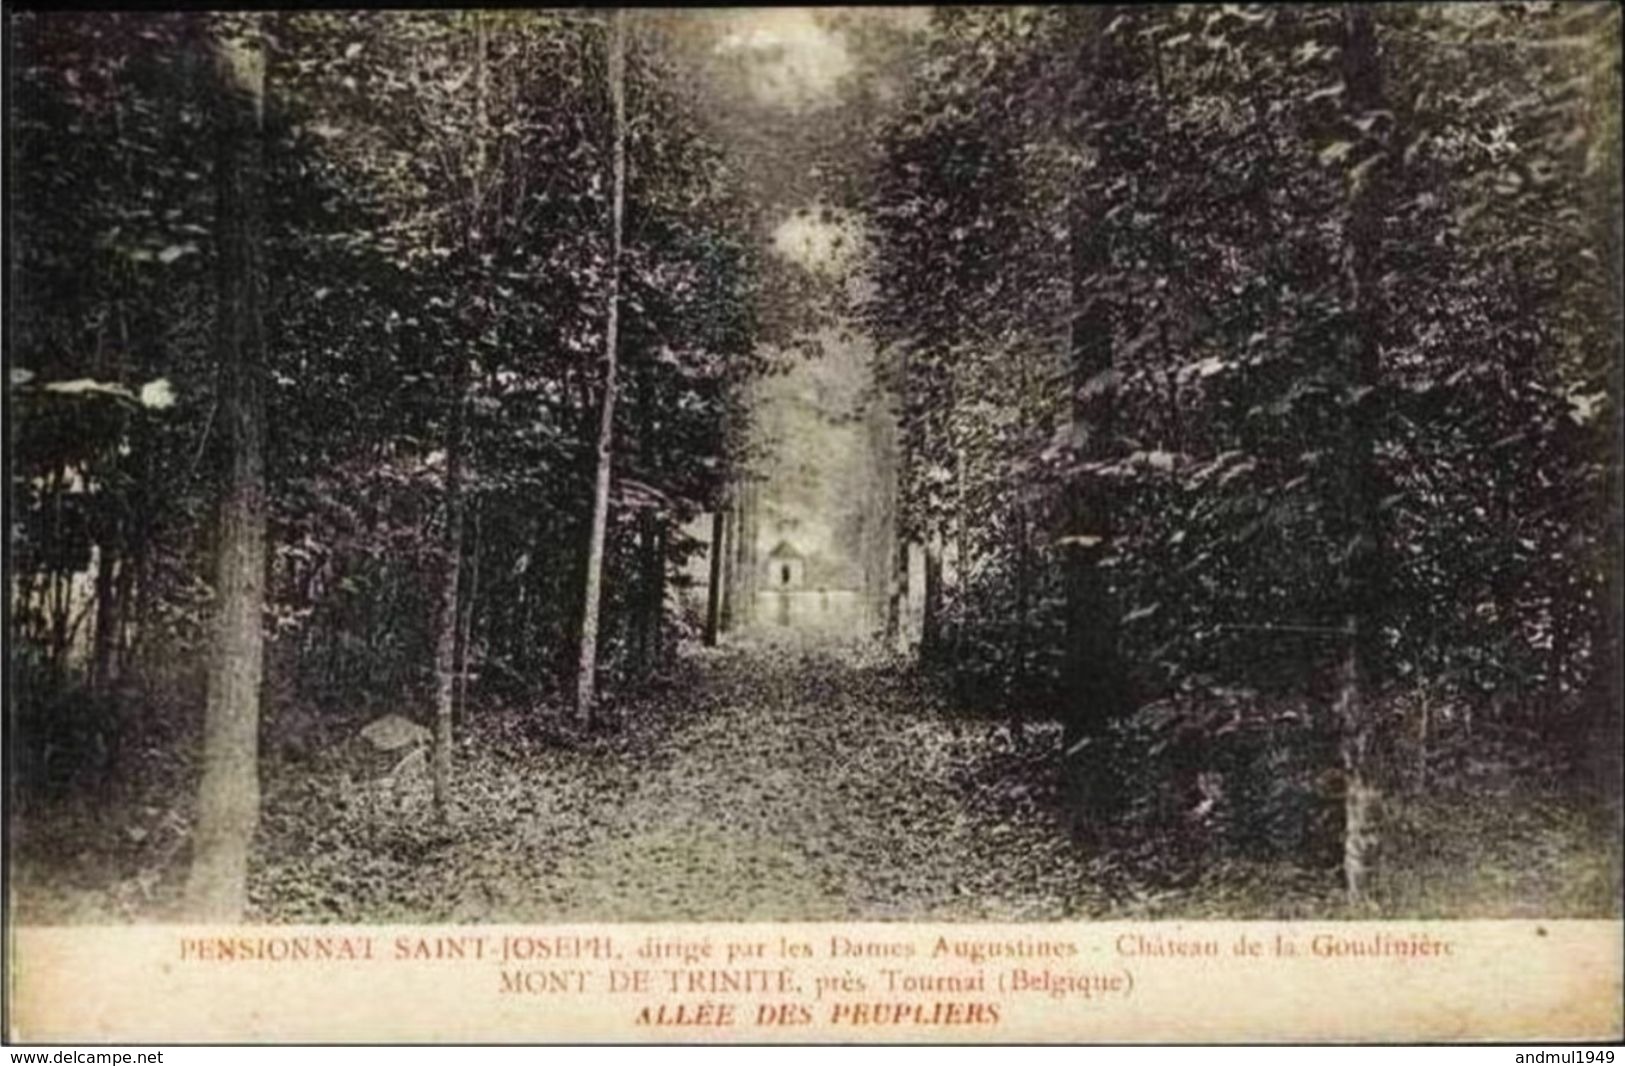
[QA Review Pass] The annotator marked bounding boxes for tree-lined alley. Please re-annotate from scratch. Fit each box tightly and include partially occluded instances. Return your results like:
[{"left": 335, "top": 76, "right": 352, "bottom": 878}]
[{"left": 8, "top": 6, "right": 1622, "bottom": 922}]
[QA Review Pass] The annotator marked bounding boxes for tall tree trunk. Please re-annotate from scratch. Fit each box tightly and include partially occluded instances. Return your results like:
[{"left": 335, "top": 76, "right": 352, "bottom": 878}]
[
  {"left": 1012, "top": 345, "right": 1034, "bottom": 742},
  {"left": 888, "top": 426, "right": 910, "bottom": 649},
  {"left": 1334, "top": 5, "right": 1392, "bottom": 906},
  {"left": 1062, "top": 171, "right": 1125, "bottom": 754},
  {"left": 1054, "top": 10, "right": 1130, "bottom": 770},
  {"left": 948, "top": 404, "right": 968, "bottom": 698},
  {"left": 649, "top": 523, "right": 667, "bottom": 664},
  {"left": 888, "top": 529, "right": 907, "bottom": 649},
  {"left": 1586, "top": 9, "right": 1624, "bottom": 804},
  {"left": 432, "top": 12, "right": 487, "bottom": 817},
  {"left": 632, "top": 512, "right": 657, "bottom": 675},
  {"left": 705, "top": 506, "right": 725, "bottom": 647},
  {"left": 91, "top": 541, "right": 118, "bottom": 695},
  {"left": 115, "top": 533, "right": 138, "bottom": 670},
  {"left": 922, "top": 531, "right": 943, "bottom": 660},
  {"left": 888, "top": 352, "right": 912, "bottom": 650},
  {"left": 730, "top": 481, "right": 752, "bottom": 629},
  {"left": 632, "top": 329, "right": 659, "bottom": 677},
  {"left": 431, "top": 372, "right": 467, "bottom": 822},
  {"left": 47, "top": 468, "right": 69, "bottom": 678},
  {"left": 743, "top": 482, "right": 759, "bottom": 625},
  {"left": 861, "top": 395, "right": 889, "bottom": 633},
  {"left": 575, "top": 8, "right": 627, "bottom": 728},
  {"left": 719, "top": 495, "right": 737, "bottom": 633},
  {"left": 454, "top": 503, "right": 481, "bottom": 721},
  {"left": 185, "top": 17, "right": 268, "bottom": 920},
  {"left": 1013, "top": 502, "right": 1030, "bottom": 742}
]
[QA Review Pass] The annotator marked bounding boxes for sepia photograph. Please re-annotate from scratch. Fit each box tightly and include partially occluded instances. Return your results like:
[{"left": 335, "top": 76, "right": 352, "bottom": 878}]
[{"left": 5, "top": 3, "right": 1622, "bottom": 1044}]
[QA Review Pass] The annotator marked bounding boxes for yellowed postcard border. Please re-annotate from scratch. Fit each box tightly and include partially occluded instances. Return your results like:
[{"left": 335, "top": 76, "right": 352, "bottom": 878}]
[{"left": 9, "top": 920, "right": 1622, "bottom": 1043}]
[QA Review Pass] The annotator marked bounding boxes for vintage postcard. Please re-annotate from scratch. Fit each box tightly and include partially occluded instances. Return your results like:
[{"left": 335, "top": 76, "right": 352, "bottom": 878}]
[{"left": 6, "top": 4, "right": 1622, "bottom": 1044}]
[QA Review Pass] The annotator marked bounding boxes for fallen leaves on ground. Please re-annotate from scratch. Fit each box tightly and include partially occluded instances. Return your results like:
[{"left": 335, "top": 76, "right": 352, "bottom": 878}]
[
  {"left": 252, "top": 633, "right": 1112, "bottom": 921},
  {"left": 12, "top": 634, "right": 1619, "bottom": 923}
]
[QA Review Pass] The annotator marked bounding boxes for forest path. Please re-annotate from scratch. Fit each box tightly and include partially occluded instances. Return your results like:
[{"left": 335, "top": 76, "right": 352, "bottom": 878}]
[
  {"left": 352, "top": 636, "right": 1103, "bottom": 923},
  {"left": 19, "top": 635, "right": 1095, "bottom": 924},
  {"left": 28, "top": 633, "right": 1607, "bottom": 924}
]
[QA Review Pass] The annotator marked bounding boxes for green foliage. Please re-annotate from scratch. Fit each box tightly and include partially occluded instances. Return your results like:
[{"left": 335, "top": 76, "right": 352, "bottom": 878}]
[
  {"left": 863, "top": 3, "right": 1621, "bottom": 853},
  {"left": 8, "top": 11, "right": 769, "bottom": 743},
  {"left": 8, "top": 4, "right": 1620, "bottom": 920}
]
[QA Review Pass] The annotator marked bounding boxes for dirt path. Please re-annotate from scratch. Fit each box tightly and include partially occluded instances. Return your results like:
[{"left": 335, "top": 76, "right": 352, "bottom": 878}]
[
  {"left": 249, "top": 636, "right": 1101, "bottom": 922},
  {"left": 507, "top": 638, "right": 1096, "bottom": 921},
  {"left": 16, "top": 636, "right": 1101, "bottom": 923},
  {"left": 22, "top": 635, "right": 1611, "bottom": 924}
]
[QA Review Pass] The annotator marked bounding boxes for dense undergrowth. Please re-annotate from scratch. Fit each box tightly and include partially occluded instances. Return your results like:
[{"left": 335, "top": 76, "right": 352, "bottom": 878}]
[{"left": 12, "top": 639, "right": 1617, "bottom": 924}]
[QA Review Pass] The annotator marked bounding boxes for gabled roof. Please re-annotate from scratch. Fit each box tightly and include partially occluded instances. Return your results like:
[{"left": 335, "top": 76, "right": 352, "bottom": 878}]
[{"left": 766, "top": 539, "right": 803, "bottom": 560}]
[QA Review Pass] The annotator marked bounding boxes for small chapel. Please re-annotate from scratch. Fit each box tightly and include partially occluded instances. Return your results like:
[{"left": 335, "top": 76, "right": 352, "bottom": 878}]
[{"left": 765, "top": 540, "right": 806, "bottom": 590}]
